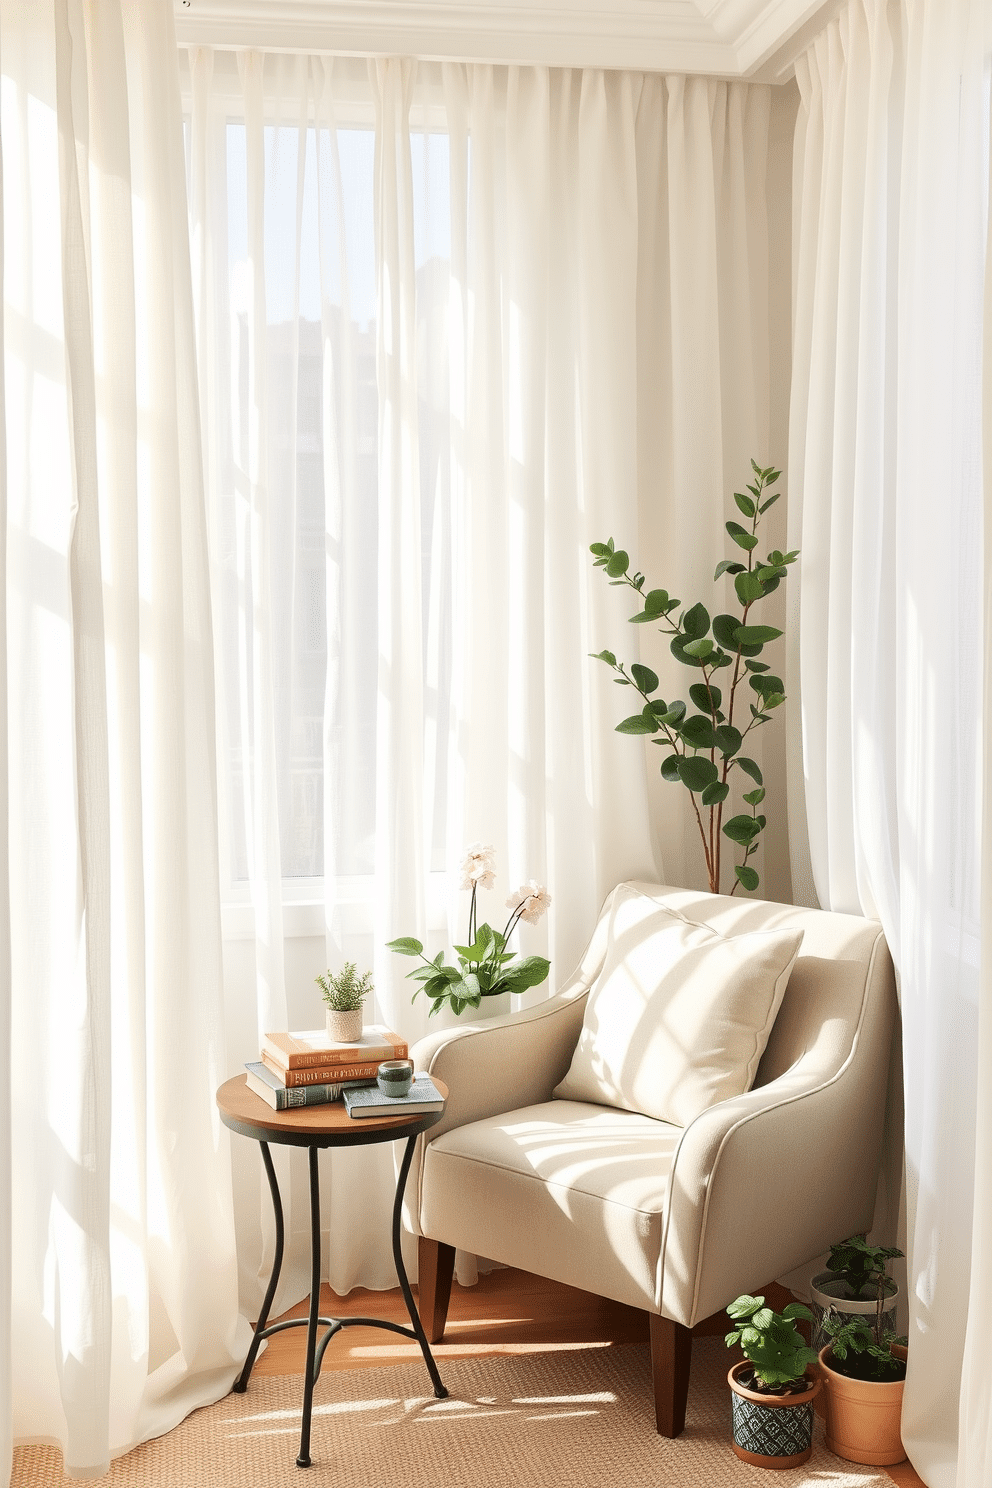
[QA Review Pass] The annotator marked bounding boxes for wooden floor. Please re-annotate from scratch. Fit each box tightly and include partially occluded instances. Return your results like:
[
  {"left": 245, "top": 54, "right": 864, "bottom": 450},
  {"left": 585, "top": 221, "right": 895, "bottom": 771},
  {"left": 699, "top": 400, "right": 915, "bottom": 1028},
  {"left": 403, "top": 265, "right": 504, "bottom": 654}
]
[{"left": 253, "top": 1266, "right": 924, "bottom": 1487}]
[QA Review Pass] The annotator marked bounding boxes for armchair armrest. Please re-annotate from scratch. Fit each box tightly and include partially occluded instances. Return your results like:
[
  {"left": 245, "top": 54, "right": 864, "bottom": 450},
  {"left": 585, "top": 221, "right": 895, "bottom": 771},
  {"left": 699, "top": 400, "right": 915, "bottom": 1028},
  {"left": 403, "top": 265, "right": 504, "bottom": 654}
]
[
  {"left": 660, "top": 973, "right": 895, "bottom": 1324},
  {"left": 402, "top": 981, "right": 592, "bottom": 1239}
]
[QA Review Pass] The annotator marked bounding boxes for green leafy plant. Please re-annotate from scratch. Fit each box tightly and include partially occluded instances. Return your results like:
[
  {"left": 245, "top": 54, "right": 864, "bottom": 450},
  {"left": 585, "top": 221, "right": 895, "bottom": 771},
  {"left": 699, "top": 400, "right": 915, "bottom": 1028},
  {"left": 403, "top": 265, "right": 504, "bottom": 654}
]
[
  {"left": 821, "top": 1314, "right": 908, "bottom": 1384},
  {"left": 725, "top": 1294, "right": 818, "bottom": 1393},
  {"left": 316, "top": 962, "right": 373, "bottom": 1013},
  {"left": 825, "top": 1234, "right": 902, "bottom": 1301},
  {"left": 388, "top": 844, "right": 551, "bottom": 1017},
  {"left": 590, "top": 460, "right": 797, "bottom": 895}
]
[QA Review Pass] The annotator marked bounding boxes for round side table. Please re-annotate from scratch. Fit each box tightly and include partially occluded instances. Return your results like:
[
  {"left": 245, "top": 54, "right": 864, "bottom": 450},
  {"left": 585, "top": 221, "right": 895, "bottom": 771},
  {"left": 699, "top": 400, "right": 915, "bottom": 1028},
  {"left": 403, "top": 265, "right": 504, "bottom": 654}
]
[{"left": 216, "top": 1075, "right": 450, "bottom": 1468}]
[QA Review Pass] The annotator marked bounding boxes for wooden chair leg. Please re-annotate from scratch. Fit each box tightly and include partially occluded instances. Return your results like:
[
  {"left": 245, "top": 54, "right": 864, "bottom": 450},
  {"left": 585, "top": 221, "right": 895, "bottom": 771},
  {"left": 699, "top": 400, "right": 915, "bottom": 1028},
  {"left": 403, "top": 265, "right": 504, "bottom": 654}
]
[
  {"left": 649, "top": 1313, "right": 692, "bottom": 1438},
  {"left": 417, "top": 1237, "right": 456, "bottom": 1344}
]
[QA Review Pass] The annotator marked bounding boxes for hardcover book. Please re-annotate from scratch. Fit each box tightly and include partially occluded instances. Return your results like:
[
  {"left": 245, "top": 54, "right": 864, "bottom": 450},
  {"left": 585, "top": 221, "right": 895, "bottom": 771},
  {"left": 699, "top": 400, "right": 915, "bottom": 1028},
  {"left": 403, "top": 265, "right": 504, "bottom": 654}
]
[
  {"left": 245, "top": 1061, "right": 374, "bottom": 1111},
  {"left": 342, "top": 1075, "right": 444, "bottom": 1119},
  {"left": 260, "top": 1053, "right": 384, "bottom": 1088},
  {"left": 262, "top": 1024, "right": 408, "bottom": 1071}
]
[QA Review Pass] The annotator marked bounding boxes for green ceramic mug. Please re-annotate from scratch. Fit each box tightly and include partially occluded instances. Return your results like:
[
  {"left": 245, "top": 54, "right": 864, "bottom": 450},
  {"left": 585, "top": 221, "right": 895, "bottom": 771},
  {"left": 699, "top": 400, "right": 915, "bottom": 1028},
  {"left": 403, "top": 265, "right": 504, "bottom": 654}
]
[{"left": 377, "top": 1059, "right": 414, "bottom": 1098}]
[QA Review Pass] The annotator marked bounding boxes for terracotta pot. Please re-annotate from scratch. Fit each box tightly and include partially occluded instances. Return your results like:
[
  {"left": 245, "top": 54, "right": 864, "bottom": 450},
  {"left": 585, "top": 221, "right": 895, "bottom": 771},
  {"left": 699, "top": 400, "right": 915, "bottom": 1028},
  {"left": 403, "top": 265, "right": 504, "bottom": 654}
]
[
  {"left": 817, "top": 1344, "right": 907, "bottom": 1466},
  {"left": 727, "top": 1362, "right": 821, "bottom": 1470},
  {"left": 810, "top": 1270, "right": 900, "bottom": 1351},
  {"left": 325, "top": 1009, "right": 363, "bottom": 1042}
]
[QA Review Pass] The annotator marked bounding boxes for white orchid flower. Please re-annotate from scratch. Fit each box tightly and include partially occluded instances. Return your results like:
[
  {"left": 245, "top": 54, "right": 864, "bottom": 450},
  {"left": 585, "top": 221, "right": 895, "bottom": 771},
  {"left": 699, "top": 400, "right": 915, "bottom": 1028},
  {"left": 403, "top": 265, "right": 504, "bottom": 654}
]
[
  {"left": 459, "top": 842, "right": 496, "bottom": 892},
  {"left": 505, "top": 880, "right": 552, "bottom": 924}
]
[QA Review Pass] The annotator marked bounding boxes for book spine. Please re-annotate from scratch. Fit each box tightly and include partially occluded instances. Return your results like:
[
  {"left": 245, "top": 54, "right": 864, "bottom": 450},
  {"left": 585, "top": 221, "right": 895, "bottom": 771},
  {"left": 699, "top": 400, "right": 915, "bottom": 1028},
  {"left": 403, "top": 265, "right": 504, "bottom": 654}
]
[
  {"left": 271, "top": 1082, "right": 341, "bottom": 1109},
  {"left": 266, "top": 1057, "right": 384, "bottom": 1088},
  {"left": 263, "top": 1039, "right": 408, "bottom": 1070}
]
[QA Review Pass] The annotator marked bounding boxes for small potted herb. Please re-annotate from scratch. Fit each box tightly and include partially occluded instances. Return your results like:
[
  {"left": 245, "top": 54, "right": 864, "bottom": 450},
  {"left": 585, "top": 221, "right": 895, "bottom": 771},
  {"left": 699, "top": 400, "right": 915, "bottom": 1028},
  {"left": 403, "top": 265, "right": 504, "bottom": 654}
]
[
  {"left": 316, "top": 963, "right": 373, "bottom": 1042},
  {"left": 810, "top": 1235, "right": 902, "bottom": 1350},
  {"left": 818, "top": 1293, "right": 908, "bottom": 1464},
  {"left": 725, "top": 1294, "right": 820, "bottom": 1469}
]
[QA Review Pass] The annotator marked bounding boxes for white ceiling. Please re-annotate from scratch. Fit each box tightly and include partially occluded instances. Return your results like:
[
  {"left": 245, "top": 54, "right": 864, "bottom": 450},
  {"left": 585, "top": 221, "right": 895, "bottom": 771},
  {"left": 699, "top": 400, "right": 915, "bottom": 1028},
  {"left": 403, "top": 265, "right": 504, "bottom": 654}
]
[{"left": 173, "top": 0, "right": 839, "bottom": 82}]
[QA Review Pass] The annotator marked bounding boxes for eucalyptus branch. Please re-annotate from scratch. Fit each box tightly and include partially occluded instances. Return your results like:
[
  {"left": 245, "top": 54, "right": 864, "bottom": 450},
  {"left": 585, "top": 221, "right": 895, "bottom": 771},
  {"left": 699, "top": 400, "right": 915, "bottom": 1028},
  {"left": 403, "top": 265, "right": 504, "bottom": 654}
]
[{"left": 590, "top": 461, "right": 798, "bottom": 896}]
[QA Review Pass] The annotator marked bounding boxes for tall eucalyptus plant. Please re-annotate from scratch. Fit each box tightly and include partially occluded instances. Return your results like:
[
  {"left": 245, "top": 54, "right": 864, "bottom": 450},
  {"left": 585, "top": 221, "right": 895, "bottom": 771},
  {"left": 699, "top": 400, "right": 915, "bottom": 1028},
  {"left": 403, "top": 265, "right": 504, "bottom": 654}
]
[{"left": 590, "top": 461, "right": 797, "bottom": 896}]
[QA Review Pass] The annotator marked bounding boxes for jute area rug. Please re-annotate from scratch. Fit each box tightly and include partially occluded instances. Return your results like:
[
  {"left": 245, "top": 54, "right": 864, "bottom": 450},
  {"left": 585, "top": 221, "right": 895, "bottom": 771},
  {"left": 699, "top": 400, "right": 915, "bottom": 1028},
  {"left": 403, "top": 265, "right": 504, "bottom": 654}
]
[{"left": 13, "top": 1338, "right": 895, "bottom": 1488}]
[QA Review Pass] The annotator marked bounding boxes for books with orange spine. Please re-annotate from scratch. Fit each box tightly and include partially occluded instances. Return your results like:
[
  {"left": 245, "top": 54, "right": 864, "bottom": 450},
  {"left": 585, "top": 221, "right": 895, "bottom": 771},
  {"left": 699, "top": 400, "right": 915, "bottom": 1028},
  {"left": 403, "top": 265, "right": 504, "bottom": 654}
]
[
  {"left": 260, "top": 1053, "right": 385, "bottom": 1088},
  {"left": 261, "top": 1024, "right": 408, "bottom": 1071}
]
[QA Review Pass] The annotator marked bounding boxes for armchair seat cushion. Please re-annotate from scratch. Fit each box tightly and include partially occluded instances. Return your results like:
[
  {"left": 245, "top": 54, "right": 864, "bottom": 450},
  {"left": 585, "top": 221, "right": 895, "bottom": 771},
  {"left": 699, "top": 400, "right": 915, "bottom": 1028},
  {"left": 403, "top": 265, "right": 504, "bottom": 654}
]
[
  {"left": 552, "top": 883, "right": 804, "bottom": 1125},
  {"left": 420, "top": 1099, "right": 682, "bottom": 1313}
]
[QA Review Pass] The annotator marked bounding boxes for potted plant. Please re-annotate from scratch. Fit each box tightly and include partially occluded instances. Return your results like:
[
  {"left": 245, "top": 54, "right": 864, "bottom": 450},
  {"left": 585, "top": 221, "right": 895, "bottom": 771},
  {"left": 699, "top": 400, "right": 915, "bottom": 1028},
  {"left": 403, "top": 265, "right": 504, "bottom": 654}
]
[
  {"left": 810, "top": 1235, "right": 902, "bottom": 1351},
  {"left": 725, "top": 1294, "right": 820, "bottom": 1469},
  {"left": 388, "top": 844, "right": 551, "bottom": 1018},
  {"left": 818, "top": 1306, "right": 908, "bottom": 1466},
  {"left": 590, "top": 460, "right": 798, "bottom": 896},
  {"left": 316, "top": 962, "right": 373, "bottom": 1042}
]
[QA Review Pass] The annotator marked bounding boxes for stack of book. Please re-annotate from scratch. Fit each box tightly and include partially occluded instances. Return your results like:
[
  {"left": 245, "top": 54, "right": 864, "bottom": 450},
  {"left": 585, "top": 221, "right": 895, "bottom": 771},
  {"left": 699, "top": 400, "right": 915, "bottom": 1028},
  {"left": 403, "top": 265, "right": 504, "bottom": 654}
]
[{"left": 245, "top": 1025, "right": 409, "bottom": 1110}]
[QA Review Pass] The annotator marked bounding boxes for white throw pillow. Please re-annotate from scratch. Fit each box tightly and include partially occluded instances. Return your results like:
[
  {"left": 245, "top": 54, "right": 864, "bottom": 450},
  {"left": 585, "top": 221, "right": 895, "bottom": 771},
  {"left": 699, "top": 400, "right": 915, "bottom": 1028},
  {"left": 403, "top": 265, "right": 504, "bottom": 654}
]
[{"left": 553, "top": 885, "right": 803, "bottom": 1126}]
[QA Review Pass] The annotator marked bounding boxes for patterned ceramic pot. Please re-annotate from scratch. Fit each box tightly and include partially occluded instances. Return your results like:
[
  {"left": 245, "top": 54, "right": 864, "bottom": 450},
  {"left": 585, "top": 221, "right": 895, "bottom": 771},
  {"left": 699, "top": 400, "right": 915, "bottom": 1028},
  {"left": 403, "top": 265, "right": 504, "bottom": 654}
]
[{"left": 728, "top": 1363, "right": 821, "bottom": 1470}]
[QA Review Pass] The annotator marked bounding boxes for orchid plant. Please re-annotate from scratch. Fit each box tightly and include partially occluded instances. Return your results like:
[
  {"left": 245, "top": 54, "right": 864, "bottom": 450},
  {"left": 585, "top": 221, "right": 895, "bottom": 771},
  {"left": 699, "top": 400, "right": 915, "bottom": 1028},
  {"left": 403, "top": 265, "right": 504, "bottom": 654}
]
[{"left": 387, "top": 845, "right": 552, "bottom": 1017}]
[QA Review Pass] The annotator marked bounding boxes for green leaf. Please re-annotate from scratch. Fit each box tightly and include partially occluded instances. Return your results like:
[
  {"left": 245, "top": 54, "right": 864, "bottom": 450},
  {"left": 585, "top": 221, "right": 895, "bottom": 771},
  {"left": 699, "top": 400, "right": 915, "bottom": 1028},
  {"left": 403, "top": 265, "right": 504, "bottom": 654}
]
[
  {"left": 679, "top": 714, "right": 718, "bottom": 749},
  {"left": 677, "top": 756, "right": 718, "bottom": 792},
  {"left": 735, "top": 864, "right": 759, "bottom": 891},
  {"left": 660, "top": 753, "right": 681, "bottom": 782},
  {"left": 616, "top": 712, "right": 659, "bottom": 735},
  {"left": 589, "top": 542, "right": 612, "bottom": 557},
  {"left": 727, "top": 1295, "right": 764, "bottom": 1321},
  {"left": 763, "top": 692, "right": 785, "bottom": 709},
  {"left": 683, "top": 637, "right": 714, "bottom": 660},
  {"left": 714, "top": 559, "right": 746, "bottom": 580},
  {"left": 657, "top": 700, "right": 686, "bottom": 726},
  {"left": 714, "top": 724, "right": 742, "bottom": 756},
  {"left": 734, "top": 491, "right": 756, "bottom": 518},
  {"left": 734, "top": 572, "right": 764, "bottom": 606},
  {"left": 590, "top": 649, "right": 617, "bottom": 666},
  {"left": 726, "top": 521, "right": 759, "bottom": 552},
  {"left": 630, "top": 664, "right": 659, "bottom": 694},
  {"left": 689, "top": 682, "right": 721, "bottom": 713},
  {"left": 782, "top": 1303, "right": 814, "bottom": 1323},
  {"left": 643, "top": 589, "right": 670, "bottom": 616},
  {"left": 750, "top": 674, "right": 784, "bottom": 695},
  {"left": 387, "top": 937, "right": 423, "bottom": 956},
  {"left": 670, "top": 635, "right": 706, "bottom": 669},
  {"left": 605, "top": 551, "right": 629, "bottom": 577},
  {"left": 745, "top": 659, "right": 770, "bottom": 673},
  {"left": 681, "top": 602, "right": 710, "bottom": 639},
  {"left": 701, "top": 781, "right": 730, "bottom": 806},
  {"left": 743, "top": 787, "right": 766, "bottom": 806},
  {"left": 758, "top": 492, "right": 780, "bottom": 514},
  {"left": 723, "top": 814, "right": 761, "bottom": 845},
  {"left": 735, "top": 624, "right": 783, "bottom": 645},
  {"left": 502, "top": 956, "right": 552, "bottom": 992},
  {"left": 712, "top": 613, "right": 742, "bottom": 649}
]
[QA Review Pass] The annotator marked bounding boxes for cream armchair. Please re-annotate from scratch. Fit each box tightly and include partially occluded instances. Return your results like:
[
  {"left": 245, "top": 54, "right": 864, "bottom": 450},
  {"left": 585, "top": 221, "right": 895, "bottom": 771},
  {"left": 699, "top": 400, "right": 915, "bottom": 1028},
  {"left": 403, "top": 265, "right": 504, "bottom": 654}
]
[{"left": 404, "top": 882, "right": 897, "bottom": 1437}]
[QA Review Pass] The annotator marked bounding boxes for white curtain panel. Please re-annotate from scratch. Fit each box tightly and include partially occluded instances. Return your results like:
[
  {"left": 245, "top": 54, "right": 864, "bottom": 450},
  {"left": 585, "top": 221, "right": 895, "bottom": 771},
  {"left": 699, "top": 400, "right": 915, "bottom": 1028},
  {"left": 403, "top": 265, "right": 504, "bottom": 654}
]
[
  {"left": 790, "top": 1, "right": 988, "bottom": 1484},
  {"left": 0, "top": 0, "right": 250, "bottom": 1477},
  {"left": 186, "top": 49, "right": 786, "bottom": 1308}
]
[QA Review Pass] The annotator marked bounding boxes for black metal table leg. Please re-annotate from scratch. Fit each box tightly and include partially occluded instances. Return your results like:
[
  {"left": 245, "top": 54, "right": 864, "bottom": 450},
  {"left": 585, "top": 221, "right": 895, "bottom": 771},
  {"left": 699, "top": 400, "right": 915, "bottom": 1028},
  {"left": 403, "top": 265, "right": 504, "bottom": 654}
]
[
  {"left": 296, "top": 1144, "right": 323, "bottom": 1468},
  {"left": 392, "top": 1135, "right": 449, "bottom": 1400},
  {"left": 234, "top": 1141, "right": 285, "bottom": 1393}
]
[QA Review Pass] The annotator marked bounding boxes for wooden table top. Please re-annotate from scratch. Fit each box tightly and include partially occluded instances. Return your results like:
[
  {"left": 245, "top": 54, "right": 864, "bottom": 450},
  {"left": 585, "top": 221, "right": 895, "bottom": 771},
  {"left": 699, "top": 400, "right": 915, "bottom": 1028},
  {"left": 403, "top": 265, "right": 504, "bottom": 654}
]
[{"left": 216, "top": 1074, "right": 449, "bottom": 1147}]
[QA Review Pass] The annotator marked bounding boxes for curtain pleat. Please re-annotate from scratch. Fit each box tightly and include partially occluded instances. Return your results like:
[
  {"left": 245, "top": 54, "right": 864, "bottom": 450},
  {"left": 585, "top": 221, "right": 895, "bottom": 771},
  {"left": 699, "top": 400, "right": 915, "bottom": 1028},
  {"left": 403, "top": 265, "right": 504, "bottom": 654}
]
[
  {"left": 790, "top": 2, "right": 989, "bottom": 1483},
  {"left": 1, "top": 0, "right": 249, "bottom": 1474}
]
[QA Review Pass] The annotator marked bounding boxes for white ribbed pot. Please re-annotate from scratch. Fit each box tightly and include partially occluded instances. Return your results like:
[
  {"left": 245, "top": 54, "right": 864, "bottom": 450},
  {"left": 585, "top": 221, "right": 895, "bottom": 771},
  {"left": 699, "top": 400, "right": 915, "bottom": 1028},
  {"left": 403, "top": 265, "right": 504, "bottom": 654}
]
[
  {"left": 810, "top": 1273, "right": 900, "bottom": 1352},
  {"left": 325, "top": 1009, "right": 363, "bottom": 1042},
  {"left": 473, "top": 991, "right": 512, "bottom": 1020}
]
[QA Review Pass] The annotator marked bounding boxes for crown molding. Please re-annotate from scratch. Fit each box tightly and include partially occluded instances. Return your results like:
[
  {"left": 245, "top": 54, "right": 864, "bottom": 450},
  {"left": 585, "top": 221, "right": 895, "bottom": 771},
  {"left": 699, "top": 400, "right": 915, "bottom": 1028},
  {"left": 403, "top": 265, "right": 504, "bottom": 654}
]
[{"left": 173, "top": 0, "right": 835, "bottom": 80}]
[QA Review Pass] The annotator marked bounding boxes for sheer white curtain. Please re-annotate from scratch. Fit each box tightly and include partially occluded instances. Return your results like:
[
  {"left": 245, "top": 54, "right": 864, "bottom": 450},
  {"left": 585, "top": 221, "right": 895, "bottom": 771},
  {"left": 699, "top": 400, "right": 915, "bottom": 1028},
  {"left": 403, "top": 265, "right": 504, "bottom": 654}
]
[
  {"left": 790, "top": 1, "right": 989, "bottom": 1483},
  {"left": 186, "top": 50, "right": 788, "bottom": 1308},
  {"left": 0, "top": 0, "right": 249, "bottom": 1478}
]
